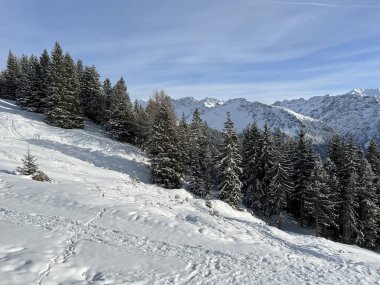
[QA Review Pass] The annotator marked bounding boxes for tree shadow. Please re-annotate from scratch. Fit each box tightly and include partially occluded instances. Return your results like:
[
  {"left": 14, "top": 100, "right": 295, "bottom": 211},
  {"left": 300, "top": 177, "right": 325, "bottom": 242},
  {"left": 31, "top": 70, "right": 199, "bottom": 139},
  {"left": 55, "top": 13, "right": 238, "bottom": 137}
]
[{"left": 26, "top": 138, "right": 151, "bottom": 184}]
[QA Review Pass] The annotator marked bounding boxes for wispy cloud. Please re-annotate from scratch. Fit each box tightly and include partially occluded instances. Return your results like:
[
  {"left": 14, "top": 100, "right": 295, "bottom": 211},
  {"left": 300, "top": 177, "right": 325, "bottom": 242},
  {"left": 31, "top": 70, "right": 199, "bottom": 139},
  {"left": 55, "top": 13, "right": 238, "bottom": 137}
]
[{"left": 263, "top": 0, "right": 380, "bottom": 8}]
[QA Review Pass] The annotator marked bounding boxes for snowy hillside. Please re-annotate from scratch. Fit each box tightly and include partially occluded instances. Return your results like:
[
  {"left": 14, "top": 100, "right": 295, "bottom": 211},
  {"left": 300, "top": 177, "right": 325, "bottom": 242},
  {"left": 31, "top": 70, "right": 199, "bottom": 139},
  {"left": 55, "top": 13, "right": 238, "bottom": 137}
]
[
  {"left": 159, "top": 97, "right": 335, "bottom": 143},
  {"left": 1, "top": 99, "right": 380, "bottom": 284},
  {"left": 274, "top": 89, "right": 380, "bottom": 145}
]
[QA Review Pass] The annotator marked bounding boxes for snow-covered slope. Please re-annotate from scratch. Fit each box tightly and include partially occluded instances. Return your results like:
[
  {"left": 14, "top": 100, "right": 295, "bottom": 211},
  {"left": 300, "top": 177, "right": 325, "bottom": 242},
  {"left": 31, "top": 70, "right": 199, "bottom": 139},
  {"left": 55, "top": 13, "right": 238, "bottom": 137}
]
[
  {"left": 274, "top": 89, "right": 380, "bottom": 145},
  {"left": 1, "top": 99, "right": 380, "bottom": 284},
  {"left": 170, "top": 97, "right": 335, "bottom": 143}
]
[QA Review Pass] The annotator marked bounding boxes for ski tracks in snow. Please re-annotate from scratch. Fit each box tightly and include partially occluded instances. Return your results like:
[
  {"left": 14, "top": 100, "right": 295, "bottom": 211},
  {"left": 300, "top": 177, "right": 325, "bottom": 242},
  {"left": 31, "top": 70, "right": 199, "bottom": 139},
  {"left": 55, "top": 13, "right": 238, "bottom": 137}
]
[{"left": 36, "top": 207, "right": 106, "bottom": 285}]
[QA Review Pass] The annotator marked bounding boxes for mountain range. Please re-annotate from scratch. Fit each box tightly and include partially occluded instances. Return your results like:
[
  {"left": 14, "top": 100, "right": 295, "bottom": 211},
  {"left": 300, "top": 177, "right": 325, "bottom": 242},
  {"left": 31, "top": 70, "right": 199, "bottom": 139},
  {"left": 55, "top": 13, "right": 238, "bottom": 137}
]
[{"left": 164, "top": 88, "right": 380, "bottom": 145}]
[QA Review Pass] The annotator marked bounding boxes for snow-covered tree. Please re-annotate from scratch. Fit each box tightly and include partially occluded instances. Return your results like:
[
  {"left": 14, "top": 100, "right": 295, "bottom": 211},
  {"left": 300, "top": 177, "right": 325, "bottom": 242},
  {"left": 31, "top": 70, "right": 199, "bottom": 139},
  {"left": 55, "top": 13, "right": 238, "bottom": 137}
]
[
  {"left": 16, "top": 148, "right": 39, "bottom": 175},
  {"left": 46, "top": 43, "right": 84, "bottom": 129},
  {"left": 16, "top": 54, "right": 32, "bottom": 109},
  {"left": 4, "top": 50, "right": 20, "bottom": 100},
  {"left": 292, "top": 129, "right": 315, "bottom": 226},
  {"left": 241, "top": 122, "right": 262, "bottom": 209},
  {"left": 267, "top": 129, "right": 293, "bottom": 228},
  {"left": 149, "top": 98, "right": 181, "bottom": 189},
  {"left": 106, "top": 77, "right": 136, "bottom": 143},
  {"left": 304, "top": 159, "right": 337, "bottom": 237},
  {"left": 218, "top": 112, "right": 242, "bottom": 208},
  {"left": 356, "top": 156, "right": 379, "bottom": 247}
]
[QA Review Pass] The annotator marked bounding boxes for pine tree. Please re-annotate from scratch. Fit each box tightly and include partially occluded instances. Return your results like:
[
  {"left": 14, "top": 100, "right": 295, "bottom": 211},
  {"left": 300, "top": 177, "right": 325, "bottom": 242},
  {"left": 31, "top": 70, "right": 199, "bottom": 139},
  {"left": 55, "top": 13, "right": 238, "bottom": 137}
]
[
  {"left": 80, "top": 65, "right": 105, "bottom": 123},
  {"left": 101, "top": 78, "right": 113, "bottom": 125},
  {"left": 149, "top": 97, "right": 181, "bottom": 189},
  {"left": 16, "top": 148, "right": 39, "bottom": 175},
  {"left": 134, "top": 100, "right": 151, "bottom": 148},
  {"left": 241, "top": 122, "right": 262, "bottom": 209},
  {"left": 267, "top": 129, "right": 293, "bottom": 228},
  {"left": 341, "top": 171, "right": 359, "bottom": 244},
  {"left": 177, "top": 113, "right": 190, "bottom": 178},
  {"left": 304, "top": 159, "right": 337, "bottom": 237},
  {"left": 256, "top": 122, "right": 272, "bottom": 215},
  {"left": 218, "top": 112, "right": 242, "bottom": 208},
  {"left": 189, "top": 108, "right": 206, "bottom": 196},
  {"left": 323, "top": 158, "right": 341, "bottom": 239},
  {"left": 367, "top": 139, "right": 380, "bottom": 176},
  {"left": 63, "top": 53, "right": 84, "bottom": 128},
  {"left": 35, "top": 49, "right": 50, "bottom": 113},
  {"left": 292, "top": 129, "right": 315, "bottom": 226},
  {"left": 4, "top": 51, "right": 20, "bottom": 100},
  {"left": 356, "top": 156, "right": 379, "bottom": 247},
  {"left": 0, "top": 71, "right": 6, "bottom": 98},
  {"left": 16, "top": 54, "right": 32, "bottom": 109},
  {"left": 105, "top": 77, "right": 135, "bottom": 143}
]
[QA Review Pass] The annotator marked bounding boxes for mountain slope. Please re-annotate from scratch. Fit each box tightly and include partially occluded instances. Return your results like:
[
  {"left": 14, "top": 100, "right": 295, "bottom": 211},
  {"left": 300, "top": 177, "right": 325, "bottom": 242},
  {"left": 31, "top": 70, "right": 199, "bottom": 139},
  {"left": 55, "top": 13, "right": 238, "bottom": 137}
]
[
  {"left": 274, "top": 89, "right": 380, "bottom": 145},
  {"left": 171, "top": 97, "right": 335, "bottom": 143},
  {"left": 1, "top": 99, "right": 380, "bottom": 284}
]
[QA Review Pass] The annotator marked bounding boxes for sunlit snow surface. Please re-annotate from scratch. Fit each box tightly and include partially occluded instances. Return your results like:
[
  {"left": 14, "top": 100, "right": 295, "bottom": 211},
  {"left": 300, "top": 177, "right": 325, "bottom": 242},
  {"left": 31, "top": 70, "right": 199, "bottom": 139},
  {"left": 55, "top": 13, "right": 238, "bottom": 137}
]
[{"left": 0, "top": 99, "right": 379, "bottom": 284}]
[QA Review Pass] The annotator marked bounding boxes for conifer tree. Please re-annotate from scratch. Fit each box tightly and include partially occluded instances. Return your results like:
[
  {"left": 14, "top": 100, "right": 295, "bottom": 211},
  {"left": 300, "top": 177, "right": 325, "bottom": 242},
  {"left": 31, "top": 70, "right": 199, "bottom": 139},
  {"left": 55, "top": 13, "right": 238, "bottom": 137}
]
[
  {"left": 35, "top": 49, "right": 50, "bottom": 113},
  {"left": 106, "top": 77, "right": 135, "bottom": 143},
  {"left": 16, "top": 148, "right": 39, "bottom": 175},
  {"left": 102, "top": 78, "right": 113, "bottom": 125},
  {"left": 62, "top": 53, "right": 84, "bottom": 128},
  {"left": 4, "top": 51, "right": 20, "bottom": 100},
  {"left": 356, "top": 156, "right": 379, "bottom": 247},
  {"left": 341, "top": 171, "right": 359, "bottom": 244},
  {"left": 218, "top": 112, "right": 242, "bottom": 208},
  {"left": 189, "top": 108, "right": 206, "bottom": 196},
  {"left": 256, "top": 122, "right": 272, "bottom": 215},
  {"left": 0, "top": 71, "right": 6, "bottom": 98},
  {"left": 16, "top": 54, "right": 32, "bottom": 109},
  {"left": 267, "top": 129, "right": 293, "bottom": 228},
  {"left": 304, "top": 159, "right": 337, "bottom": 237},
  {"left": 149, "top": 95, "right": 181, "bottom": 189},
  {"left": 177, "top": 113, "right": 190, "bottom": 177},
  {"left": 80, "top": 65, "right": 105, "bottom": 123},
  {"left": 134, "top": 100, "right": 151, "bottom": 148},
  {"left": 241, "top": 122, "right": 262, "bottom": 209},
  {"left": 323, "top": 158, "right": 341, "bottom": 239},
  {"left": 367, "top": 139, "right": 380, "bottom": 176},
  {"left": 292, "top": 129, "right": 315, "bottom": 226}
]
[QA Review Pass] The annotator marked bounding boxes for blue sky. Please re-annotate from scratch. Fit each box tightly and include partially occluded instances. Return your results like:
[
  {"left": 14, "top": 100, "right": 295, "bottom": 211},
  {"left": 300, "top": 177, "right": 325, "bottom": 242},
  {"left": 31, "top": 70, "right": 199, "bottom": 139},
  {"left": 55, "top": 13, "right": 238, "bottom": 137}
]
[{"left": 1, "top": 0, "right": 380, "bottom": 103}]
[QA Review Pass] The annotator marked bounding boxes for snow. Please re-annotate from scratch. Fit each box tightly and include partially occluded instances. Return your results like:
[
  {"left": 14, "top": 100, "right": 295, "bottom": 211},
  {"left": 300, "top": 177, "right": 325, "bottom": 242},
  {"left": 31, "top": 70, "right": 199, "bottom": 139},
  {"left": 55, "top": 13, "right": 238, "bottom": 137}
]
[
  {"left": 275, "top": 89, "right": 380, "bottom": 146},
  {"left": 169, "top": 97, "right": 334, "bottom": 144},
  {"left": 1, "top": 99, "right": 380, "bottom": 284}
]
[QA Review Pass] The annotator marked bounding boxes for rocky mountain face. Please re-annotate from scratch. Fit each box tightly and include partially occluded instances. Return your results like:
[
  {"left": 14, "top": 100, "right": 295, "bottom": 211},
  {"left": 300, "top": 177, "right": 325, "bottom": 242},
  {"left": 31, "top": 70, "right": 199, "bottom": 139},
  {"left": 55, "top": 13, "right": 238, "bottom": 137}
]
[
  {"left": 273, "top": 89, "right": 380, "bottom": 146},
  {"left": 170, "top": 97, "right": 335, "bottom": 144}
]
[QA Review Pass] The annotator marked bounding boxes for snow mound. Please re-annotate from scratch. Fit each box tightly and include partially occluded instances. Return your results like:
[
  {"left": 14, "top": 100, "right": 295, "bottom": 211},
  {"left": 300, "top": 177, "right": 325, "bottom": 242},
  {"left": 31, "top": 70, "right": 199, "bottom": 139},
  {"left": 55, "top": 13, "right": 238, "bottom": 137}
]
[{"left": 0, "top": 99, "right": 380, "bottom": 284}]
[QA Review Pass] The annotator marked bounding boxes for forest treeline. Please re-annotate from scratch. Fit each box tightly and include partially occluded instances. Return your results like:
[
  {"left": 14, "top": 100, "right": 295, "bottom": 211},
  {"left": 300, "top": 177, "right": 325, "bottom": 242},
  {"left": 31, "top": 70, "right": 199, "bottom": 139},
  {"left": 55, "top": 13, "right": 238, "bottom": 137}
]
[{"left": 0, "top": 42, "right": 379, "bottom": 249}]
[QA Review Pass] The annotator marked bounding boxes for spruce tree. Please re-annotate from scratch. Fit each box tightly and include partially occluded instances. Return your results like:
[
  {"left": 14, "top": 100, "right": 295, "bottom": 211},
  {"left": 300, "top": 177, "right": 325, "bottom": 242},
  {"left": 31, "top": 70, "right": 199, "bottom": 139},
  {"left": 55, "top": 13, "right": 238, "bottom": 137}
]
[
  {"left": 267, "top": 129, "right": 293, "bottom": 228},
  {"left": 16, "top": 148, "right": 39, "bottom": 175},
  {"left": 218, "top": 112, "right": 242, "bottom": 208},
  {"left": 35, "top": 49, "right": 50, "bottom": 113},
  {"left": 304, "top": 159, "right": 337, "bottom": 237},
  {"left": 356, "top": 156, "right": 379, "bottom": 247},
  {"left": 177, "top": 113, "right": 190, "bottom": 178},
  {"left": 4, "top": 51, "right": 20, "bottom": 100},
  {"left": 189, "top": 108, "right": 206, "bottom": 196},
  {"left": 134, "top": 100, "right": 151, "bottom": 148},
  {"left": 106, "top": 77, "right": 135, "bottom": 143},
  {"left": 241, "top": 122, "right": 262, "bottom": 209},
  {"left": 16, "top": 54, "right": 32, "bottom": 109},
  {"left": 341, "top": 171, "right": 359, "bottom": 244},
  {"left": 149, "top": 98, "right": 181, "bottom": 189},
  {"left": 292, "top": 129, "right": 315, "bottom": 226},
  {"left": 256, "top": 122, "right": 272, "bottom": 215},
  {"left": 63, "top": 53, "right": 84, "bottom": 128},
  {"left": 80, "top": 65, "right": 105, "bottom": 123}
]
